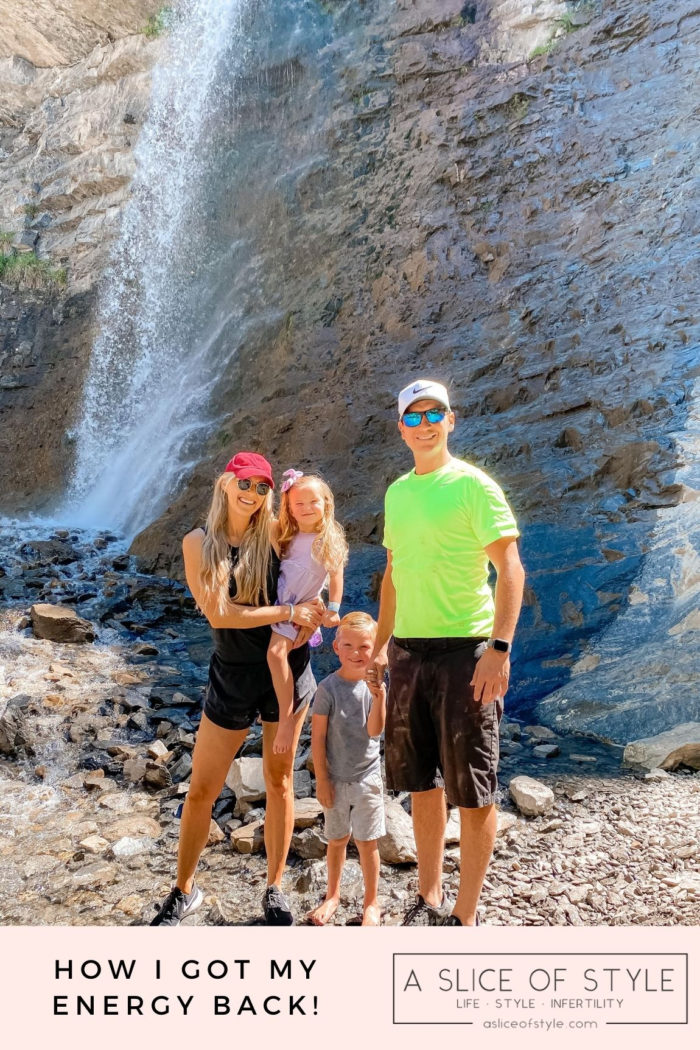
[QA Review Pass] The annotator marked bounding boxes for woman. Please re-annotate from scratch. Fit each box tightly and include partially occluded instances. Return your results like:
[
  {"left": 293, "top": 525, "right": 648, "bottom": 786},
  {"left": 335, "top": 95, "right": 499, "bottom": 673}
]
[{"left": 150, "top": 451, "right": 323, "bottom": 926}]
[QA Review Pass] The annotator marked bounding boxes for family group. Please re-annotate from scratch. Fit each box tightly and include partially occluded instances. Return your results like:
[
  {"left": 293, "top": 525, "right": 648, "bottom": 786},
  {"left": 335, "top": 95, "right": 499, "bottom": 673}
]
[{"left": 150, "top": 379, "right": 525, "bottom": 927}]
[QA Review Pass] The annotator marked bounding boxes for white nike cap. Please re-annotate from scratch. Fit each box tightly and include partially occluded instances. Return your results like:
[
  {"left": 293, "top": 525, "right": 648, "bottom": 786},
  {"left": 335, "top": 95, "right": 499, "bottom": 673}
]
[{"left": 397, "top": 379, "right": 451, "bottom": 418}]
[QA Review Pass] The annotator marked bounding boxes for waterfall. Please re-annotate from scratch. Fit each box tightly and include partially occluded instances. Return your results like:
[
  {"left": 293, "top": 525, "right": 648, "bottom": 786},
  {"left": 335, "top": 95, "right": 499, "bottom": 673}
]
[{"left": 62, "top": 0, "right": 328, "bottom": 538}]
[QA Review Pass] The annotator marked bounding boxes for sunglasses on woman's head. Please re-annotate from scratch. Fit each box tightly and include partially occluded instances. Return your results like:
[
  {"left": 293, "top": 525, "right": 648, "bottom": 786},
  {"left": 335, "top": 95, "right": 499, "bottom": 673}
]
[
  {"left": 402, "top": 408, "right": 447, "bottom": 428},
  {"left": 237, "top": 479, "right": 271, "bottom": 495}
]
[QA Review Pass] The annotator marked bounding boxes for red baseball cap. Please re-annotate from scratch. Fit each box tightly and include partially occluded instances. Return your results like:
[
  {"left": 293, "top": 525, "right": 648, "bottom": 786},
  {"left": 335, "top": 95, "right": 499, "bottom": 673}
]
[{"left": 224, "top": 452, "right": 274, "bottom": 489}]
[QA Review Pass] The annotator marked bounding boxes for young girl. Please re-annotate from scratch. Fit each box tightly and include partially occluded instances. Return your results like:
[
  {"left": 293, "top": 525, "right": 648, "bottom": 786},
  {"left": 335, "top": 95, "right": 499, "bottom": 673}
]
[{"left": 269, "top": 470, "right": 348, "bottom": 754}]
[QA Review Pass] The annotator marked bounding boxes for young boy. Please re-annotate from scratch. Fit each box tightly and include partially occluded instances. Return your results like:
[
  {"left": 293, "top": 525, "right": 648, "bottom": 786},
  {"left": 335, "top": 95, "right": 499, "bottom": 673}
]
[{"left": 309, "top": 611, "right": 387, "bottom": 926}]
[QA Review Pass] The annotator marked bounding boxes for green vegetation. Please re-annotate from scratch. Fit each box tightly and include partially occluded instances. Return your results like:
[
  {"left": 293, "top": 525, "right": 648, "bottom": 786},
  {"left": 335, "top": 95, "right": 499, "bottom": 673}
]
[
  {"left": 0, "top": 249, "right": 66, "bottom": 292},
  {"left": 530, "top": 38, "right": 557, "bottom": 58},
  {"left": 0, "top": 231, "right": 14, "bottom": 252},
  {"left": 143, "top": 6, "right": 173, "bottom": 39},
  {"left": 23, "top": 203, "right": 39, "bottom": 219},
  {"left": 529, "top": 3, "right": 592, "bottom": 60}
]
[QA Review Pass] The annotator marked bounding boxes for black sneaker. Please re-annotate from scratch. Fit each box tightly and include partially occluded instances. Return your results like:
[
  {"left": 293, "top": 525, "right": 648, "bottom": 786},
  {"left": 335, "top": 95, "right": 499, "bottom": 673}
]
[
  {"left": 445, "top": 913, "right": 480, "bottom": 926},
  {"left": 262, "top": 885, "right": 295, "bottom": 926},
  {"left": 401, "top": 891, "right": 454, "bottom": 926},
  {"left": 150, "top": 884, "right": 203, "bottom": 926}
]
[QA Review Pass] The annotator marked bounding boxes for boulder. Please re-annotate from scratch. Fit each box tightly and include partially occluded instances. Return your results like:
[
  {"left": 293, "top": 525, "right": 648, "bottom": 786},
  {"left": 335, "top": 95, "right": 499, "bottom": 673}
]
[
  {"left": 111, "top": 836, "right": 153, "bottom": 858},
  {"left": 533, "top": 743, "right": 560, "bottom": 759},
  {"left": 207, "top": 819, "right": 225, "bottom": 846},
  {"left": 525, "top": 725, "right": 558, "bottom": 742},
  {"left": 0, "top": 696, "right": 35, "bottom": 756},
  {"left": 659, "top": 743, "right": 700, "bottom": 772},
  {"left": 30, "top": 603, "right": 95, "bottom": 643},
  {"left": 378, "top": 798, "right": 417, "bottom": 864},
  {"left": 79, "top": 835, "right": 109, "bottom": 854},
  {"left": 623, "top": 723, "right": 700, "bottom": 771},
  {"left": 509, "top": 776, "right": 555, "bottom": 817},
  {"left": 291, "top": 827, "right": 327, "bottom": 859},
  {"left": 230, "top": 820, "right": 265, "bottom": 854},
  {"left": 293, "top": 797, "right": 323, "bottom": 828},
  {"left": 225, "top": 756, "right": 266, "bottom": 802},
  {"left": 293, "top": 769, "right": 313, "bottom": 799},
  {"left": 445, "top": 808, "right": 460, "bottom": 844},
  {"left": 497, "top": 811, "right": 519, "bottom": 836}
]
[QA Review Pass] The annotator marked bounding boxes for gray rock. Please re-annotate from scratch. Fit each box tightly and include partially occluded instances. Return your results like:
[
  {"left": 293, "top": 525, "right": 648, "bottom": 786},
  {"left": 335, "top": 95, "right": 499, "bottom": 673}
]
[
  {"left": 533, "top": 743, "right": 560, "bottom": 758},
  {"left": 293, "top": 769, "right": 313, "bottom": 799},
  {"left": 291, "top": 827, "right": 327, "bottom": 859},
  {"left": 623, "top": 723, "right": 700, "bottom": 771},
  {"left": 509, "top": 776, "right": 555, "bottom": 817},
  {"left": 378, "top": 799, "right": 417, "bottom": 864},
  {"left": 525, "top": 725, "right": 558, "bottom": 742},
  {"left": 30, "top": 604, "right": 95, "bottom": 644},
  {"left": 168, "top": 752, "right": 192, "bottom": 783}
]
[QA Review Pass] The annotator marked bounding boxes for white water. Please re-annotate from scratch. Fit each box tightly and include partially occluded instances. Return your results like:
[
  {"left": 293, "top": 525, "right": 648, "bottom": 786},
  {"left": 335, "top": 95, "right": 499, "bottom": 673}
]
[{"left": 62, "top": 0, "right": 255, "bottom": 537}]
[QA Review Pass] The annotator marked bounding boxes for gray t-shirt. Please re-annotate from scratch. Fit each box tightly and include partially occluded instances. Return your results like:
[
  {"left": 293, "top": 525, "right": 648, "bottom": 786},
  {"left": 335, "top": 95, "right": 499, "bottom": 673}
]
[{"left": 312, "top": 671, "right": 380, "bottom": 783}]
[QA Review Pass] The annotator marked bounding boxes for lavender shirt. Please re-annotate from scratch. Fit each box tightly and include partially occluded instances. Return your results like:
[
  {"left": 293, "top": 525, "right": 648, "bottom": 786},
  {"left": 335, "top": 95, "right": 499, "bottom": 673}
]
[{"left": 271, "top": 531, "right": 328, "bottom": 641}]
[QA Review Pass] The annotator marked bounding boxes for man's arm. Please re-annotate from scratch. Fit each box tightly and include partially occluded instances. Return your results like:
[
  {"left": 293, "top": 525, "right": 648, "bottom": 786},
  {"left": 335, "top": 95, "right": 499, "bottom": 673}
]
[
  {"left": 368, "top": 550, "right": 396, "bottom": 679},
  {"left": 471, "top": 536, "right": 525, "bottom": 704}
]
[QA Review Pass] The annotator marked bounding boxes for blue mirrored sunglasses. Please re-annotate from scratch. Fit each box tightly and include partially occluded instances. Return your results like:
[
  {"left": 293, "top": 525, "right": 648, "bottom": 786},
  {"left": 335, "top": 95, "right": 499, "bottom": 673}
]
[{"left": 402, "top": 408, "right": 446, "bottom": 428}]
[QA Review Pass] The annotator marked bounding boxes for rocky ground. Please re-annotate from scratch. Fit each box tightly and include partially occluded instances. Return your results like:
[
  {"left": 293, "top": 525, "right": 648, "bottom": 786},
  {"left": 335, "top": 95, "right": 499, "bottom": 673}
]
[{"left": 1, "top": 527, "right": 698, "bottom": 927}]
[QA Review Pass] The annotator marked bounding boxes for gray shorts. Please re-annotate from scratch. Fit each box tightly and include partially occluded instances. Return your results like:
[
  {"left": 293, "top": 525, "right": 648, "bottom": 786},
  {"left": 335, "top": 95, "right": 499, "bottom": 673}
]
[{"left": 323, "top": 771, "right": 386, "bottom": 842}]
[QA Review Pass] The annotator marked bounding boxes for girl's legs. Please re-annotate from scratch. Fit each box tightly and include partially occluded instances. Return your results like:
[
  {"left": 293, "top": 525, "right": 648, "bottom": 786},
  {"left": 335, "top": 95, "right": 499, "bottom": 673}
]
[
  {"left": 308, "top": 834, "right": 350, "bottom": 926},
  {"left": 356, "top": 838, "right": 382, "bottom": 926},
  {"left": 267, "top": 632, "right": 296, "bottom": 753},
  {"left": 261, "top": 703, "right": 308, "bottom": 888},
  {"left": 176, "top": 713, "right": 248, "bottom": 893}
]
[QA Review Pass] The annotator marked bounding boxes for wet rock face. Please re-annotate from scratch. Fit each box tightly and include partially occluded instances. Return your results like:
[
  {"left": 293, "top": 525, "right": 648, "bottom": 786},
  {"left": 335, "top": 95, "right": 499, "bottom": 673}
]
[{"left": 0, "top": 0, "right": 698, "bottom": 740}]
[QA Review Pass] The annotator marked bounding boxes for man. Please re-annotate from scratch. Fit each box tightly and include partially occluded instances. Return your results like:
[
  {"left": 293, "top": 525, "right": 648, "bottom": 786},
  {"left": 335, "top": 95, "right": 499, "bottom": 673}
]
[{"left": 368, "top": 379, "right": 524, "bottom": 926}]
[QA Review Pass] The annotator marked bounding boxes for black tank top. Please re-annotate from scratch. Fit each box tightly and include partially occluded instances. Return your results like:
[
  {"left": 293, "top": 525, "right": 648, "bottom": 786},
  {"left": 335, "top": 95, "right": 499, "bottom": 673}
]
[{"left": 209, "top": 544, "right": 308, "bottom": 675}]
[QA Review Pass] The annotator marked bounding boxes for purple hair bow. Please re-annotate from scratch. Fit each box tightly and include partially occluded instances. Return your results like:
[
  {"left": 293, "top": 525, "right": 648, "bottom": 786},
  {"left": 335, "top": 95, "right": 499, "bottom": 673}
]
[{"left": 281, "top": 468, "right": 303, "bottom": 493}]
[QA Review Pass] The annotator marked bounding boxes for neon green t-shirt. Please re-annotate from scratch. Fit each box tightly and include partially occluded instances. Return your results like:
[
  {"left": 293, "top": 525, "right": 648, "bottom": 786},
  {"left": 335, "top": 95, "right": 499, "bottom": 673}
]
[{"left": 382, "top": 458, "right": 519, "bottom": 638}]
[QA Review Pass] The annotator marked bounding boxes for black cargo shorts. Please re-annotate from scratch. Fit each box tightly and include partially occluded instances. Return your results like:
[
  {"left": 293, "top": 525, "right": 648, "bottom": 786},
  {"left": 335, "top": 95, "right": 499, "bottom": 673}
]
[{"left": 385, "top": 637, "right": 503, "bottom": 808}]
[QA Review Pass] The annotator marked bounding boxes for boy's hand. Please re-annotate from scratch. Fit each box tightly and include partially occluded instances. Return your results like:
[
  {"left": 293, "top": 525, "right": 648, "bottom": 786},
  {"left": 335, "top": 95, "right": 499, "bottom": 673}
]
[
  {"left": 321, "top": 609, "right": 340, "bottom": 628},
  {"left": 366, "top": 645, "right": 388, "bottom": 687},
  {"left": 367, "top": 680, "right": 386, "bottom": 704},
  {"left": 316, "top": 777, "right": 335, "bottom": 809}
]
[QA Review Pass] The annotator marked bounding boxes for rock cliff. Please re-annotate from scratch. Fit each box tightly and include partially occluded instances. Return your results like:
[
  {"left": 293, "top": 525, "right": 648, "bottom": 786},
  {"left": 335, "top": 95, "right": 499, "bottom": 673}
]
[{"left": 0, "top": 0, "right": 698, "bottom": 738}]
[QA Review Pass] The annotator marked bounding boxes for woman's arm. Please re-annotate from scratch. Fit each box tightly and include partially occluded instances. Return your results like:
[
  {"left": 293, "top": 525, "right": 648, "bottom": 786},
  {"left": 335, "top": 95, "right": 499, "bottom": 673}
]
[{"left": 182, "top": 529, "right": 321, "bottom": 630}]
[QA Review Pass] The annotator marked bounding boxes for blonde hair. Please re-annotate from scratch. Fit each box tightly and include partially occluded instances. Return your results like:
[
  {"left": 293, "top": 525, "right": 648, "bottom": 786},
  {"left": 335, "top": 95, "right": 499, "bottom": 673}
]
[
  {"left": 200, "top": 472, "right": 273, "bottom": 614},
  {"left": 278, "top": 474, "right": 348, "bottom": 572},
  {"left": 337, "top": 611, "right": 377, "bottom": 638}
]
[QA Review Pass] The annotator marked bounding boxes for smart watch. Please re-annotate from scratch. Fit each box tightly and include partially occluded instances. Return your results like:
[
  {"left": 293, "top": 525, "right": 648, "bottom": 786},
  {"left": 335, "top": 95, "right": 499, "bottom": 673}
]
[{"left": 487, "top": 638, "right": 512, "bottom": 654}]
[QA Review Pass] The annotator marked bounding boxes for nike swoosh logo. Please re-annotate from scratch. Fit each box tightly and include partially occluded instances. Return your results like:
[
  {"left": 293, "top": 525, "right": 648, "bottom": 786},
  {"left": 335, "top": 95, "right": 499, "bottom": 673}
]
[{"left": 412, "top": 383, "right": 429, "bottom": 393}]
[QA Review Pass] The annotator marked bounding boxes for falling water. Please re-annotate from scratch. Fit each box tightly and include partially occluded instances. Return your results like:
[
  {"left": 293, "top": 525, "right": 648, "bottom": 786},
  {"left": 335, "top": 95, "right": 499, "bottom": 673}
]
[{"left": 63, "top": 0, "right": 329, "bottom": 538}]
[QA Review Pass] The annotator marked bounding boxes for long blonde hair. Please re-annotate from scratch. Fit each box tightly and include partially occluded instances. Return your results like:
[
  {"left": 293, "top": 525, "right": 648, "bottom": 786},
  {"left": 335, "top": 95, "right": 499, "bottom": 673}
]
[
  {"left": 200, "top": 472, "right": 273, "bottom": 614},
  {"left": 278, "top": 474, "right": 348, "bottom": 572}
]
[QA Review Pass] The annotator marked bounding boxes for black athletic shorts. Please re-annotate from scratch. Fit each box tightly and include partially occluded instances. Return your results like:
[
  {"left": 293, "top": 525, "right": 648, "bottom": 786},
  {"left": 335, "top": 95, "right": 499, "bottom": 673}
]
[
  {"left": 203, "top": 650, "right": 316, "bottom": 732},
  {"left": 385, "top": 637, "right": 503, "bottom": 808}
]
